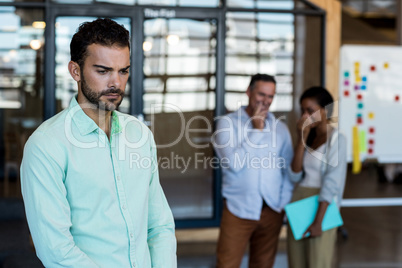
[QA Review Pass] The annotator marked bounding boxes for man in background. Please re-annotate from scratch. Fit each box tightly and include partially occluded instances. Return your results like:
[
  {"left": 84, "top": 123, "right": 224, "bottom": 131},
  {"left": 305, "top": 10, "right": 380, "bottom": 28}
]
[{"left": 213, "top": 73, "right": 294, "bottom": 268}]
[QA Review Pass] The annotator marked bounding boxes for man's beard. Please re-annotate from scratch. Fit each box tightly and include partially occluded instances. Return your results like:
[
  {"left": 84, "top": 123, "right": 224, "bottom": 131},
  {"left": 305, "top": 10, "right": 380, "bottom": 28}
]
[{"left": 80, "top": 72, "right": 124, "bottom": 112}]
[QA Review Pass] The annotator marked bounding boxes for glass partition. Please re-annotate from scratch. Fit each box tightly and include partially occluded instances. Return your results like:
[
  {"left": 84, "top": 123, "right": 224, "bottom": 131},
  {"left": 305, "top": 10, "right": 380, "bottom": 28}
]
[
  {"left": 227, "top": 0, "right": 294, "bottom": 9},
  {"left": 143, "top": 18, "right": 217, "bottom": 219},
  {"left": 138, "top": 0, "right": 219, "bottom": 7},
  {"left": 0, "top": 7, "right": 44, "bottom": 197},
  {"left": 51, "top": 0, "right": 219, "bottom": 7},
  {"left": 225, "top": 12, "right": 294, "bottom": 112},
  {"left": 0, "top": 0, "right": 44, "bottom": 2}
]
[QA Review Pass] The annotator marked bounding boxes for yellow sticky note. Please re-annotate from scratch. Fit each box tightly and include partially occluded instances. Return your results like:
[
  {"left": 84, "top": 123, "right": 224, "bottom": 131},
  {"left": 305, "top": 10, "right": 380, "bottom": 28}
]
[
  {"left": 354, "top": 62, "right": 360, "bottom": 68},
  {"left": 355, "top": 76, "right": 361, "bottom": 83},
  {"left": 384, "top": 62, "right": 389, "bottom": 69},
  {"left": 352, "top": 126, "right": 362, "bottom": 174},
  {"left": 368, "top": 112, "right": 374, "bottom": 119}
]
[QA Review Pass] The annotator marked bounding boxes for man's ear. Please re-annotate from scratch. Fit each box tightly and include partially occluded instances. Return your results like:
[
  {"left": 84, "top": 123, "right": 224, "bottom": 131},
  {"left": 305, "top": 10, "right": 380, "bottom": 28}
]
[
  {"left": 246, "top": 86, "right": 251, "bottom": 97},
  {"left": 68, "top": 61, "right": 81, "bottom": 82}
]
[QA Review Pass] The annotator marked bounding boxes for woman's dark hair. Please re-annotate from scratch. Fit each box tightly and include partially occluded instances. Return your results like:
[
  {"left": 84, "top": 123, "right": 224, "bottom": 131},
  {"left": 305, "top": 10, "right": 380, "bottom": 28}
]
[
  {"left": 70, "top": 18, "right": 130, "bottom": 67},
  {"left": 300, "top": 86, "right": 334, "bottom": 146}
]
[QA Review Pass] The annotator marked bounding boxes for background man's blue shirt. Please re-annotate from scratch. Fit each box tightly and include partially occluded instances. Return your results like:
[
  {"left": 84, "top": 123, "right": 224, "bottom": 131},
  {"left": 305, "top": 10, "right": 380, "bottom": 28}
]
[
  {"left": 21, "top": 97, "right": 177, "bottom": 267},
  {"left": 213, "top": 106, "right": 294, "bottom": 220}
]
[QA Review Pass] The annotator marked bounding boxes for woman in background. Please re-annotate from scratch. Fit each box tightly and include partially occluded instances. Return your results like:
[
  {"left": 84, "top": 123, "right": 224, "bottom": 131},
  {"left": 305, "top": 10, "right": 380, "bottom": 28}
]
[{"left": 287, "top": 86, "right": 347, "bottom": 268}]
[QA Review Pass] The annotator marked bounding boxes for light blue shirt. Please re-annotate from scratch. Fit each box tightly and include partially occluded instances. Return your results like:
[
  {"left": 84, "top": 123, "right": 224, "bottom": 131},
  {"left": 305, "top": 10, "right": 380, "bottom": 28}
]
[
  {"left": 213, "top": 107, "right": 294, "bottom": 220},
  {"left": 21, "top": 97, "right": 177, "bottom": 268}
]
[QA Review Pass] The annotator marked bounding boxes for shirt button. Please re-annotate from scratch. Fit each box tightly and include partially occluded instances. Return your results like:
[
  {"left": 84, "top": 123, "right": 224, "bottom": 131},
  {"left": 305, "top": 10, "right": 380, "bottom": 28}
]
[
  {"left": 117, "top": 176, "right": 121, "bottom": 181},
  {"left": 132, "top": 263, "right": 136, "bottom": 267},
  {"left": 122, "top": 205, "right": 126, "bottom": 210},
  {"left": 130, "top": 233, "right": 134, "bottom": 238}
]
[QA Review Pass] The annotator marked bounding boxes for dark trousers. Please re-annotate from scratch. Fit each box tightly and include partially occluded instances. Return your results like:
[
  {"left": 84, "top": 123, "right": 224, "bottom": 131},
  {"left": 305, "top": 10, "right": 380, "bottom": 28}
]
[{"left": 216, "top": 202, "right": 284, "bottom": 268}]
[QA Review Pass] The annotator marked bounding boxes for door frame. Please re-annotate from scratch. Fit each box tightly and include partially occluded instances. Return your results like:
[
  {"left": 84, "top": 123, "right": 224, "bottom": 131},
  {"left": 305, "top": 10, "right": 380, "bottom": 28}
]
[{"left": 45, "top": 4, "right": 226, "bottom": 228}]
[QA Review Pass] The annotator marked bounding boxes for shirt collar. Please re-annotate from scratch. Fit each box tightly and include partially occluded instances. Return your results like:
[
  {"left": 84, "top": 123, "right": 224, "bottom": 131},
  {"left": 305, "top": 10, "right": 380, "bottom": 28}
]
[
  {"left": 111, "top": 110, "right": 122, "bottom": 134},
  {"left": 68, "top": 96, "right": 122, "bottom": 136}
]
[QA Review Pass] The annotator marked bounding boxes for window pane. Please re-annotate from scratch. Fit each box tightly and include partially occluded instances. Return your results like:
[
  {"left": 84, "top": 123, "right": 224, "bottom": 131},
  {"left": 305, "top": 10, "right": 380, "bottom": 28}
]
[
  {"left": 226, "top": 56, "right": 258, "bottom": 75},
  {"left": 138, "top": 0, "right": 219, "bottom": 7},
  {"left": 179, "top": 0, "right": 219, "bottom": 7},
  {"left": 257, "top": 0, "right": 294, "bottom": 9},
  {"left": 226, "top": 37, "right": 257, "bottom": 54},
  {"left": 138, "top": 0, "right": 176, "bottom": 5},
  {"left": 0, "top": 0, "right": 44, "bottom": 2},
  {"left": 226, "top": 12, "right": 294, "bottom": 112},
  {"left": 144, "top": 57, "right": 166, "bottom": 76},
  {"left": 166, "top": 77, "right": 208, "bottom": 92},
  {"left": 52, "top": 0, "right": 92, "bottom": 3},
  {"left": 96, "top": 0, "right": 135, "bottom": 4},
  {"left": 167, "top": 56, "right": 215, "bottom": 75},
  {"left": 226, "top": 13, "right": 256, "bottom": 38},
  {"left": 227, "top": 0, "right": 294, "bottom": 9},
  {"left": 226, "top": 0, "right": 314, "bottom": 10},
  {"left": 225, "top": 75, "right": 250, "bottom": 92},
  {"left": 144, "top": 78, "right": 164, "bottom": 93},
  {"left": 143, "top": 18, "right": 217, "bottom": 219},
  {"left": 0, "top": 7, "right": 44, "bottom": 197},
  {"left": 225, "top": 92, "right": 248, "bottom": 112}
]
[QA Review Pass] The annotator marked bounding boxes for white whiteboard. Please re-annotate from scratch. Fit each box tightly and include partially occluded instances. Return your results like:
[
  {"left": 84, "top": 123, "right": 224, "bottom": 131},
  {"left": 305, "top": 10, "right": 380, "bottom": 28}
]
[{"left": 339, "top": 45, "right": 402, "bottom": 163}]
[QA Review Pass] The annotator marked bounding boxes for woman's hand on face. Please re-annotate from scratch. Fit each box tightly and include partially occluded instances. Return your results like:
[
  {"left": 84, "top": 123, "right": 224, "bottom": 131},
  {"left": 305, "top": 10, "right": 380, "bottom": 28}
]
[{"left": 297, "top": 113, "right": 313, "bottom": 143}]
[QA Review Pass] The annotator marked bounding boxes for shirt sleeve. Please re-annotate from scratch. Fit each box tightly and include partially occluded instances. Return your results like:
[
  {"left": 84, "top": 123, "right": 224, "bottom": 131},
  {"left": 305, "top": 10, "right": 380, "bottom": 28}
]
[
  {"left": 212, "top": 115, "right": 266, "bottom": 172},
  {"left": 319, "top": 132, "right": 348, "bottom": 204},
  {"left": 287, "top": 166, "right": 303, "bottom": 183},
  {"left": 278, "top": 125, "right": 295, "bottom": 209},
  {"left": 20, "top": 132, "right": 99, "bottom": 268},
  {"left": 147, "top": 135, "right": 177, "bottom": 267}
]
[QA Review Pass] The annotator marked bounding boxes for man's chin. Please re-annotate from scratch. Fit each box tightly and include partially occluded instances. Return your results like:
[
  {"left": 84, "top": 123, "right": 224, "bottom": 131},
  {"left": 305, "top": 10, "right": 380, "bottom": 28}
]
[{"left": 98, "top": 100, "right": 122, "bottom": 111}]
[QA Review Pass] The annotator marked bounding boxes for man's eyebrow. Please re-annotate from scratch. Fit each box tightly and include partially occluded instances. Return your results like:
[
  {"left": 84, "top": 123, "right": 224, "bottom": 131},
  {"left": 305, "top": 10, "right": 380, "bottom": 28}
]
[
  {"left": 93, "top": 65, "right": 131, "bottom": 71},
  {"left": 120, "top": 65, "right": 131, "bottom": 71},
  {"left": 93, "top": 64, "right": 112, "bottom": 70}
]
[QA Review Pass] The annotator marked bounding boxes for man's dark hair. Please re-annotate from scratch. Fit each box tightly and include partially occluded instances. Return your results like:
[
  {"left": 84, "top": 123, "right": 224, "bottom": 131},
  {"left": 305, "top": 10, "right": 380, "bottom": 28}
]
[
  {"left": 70, "top": 18, "right": 130, "bottom": 67},
  {"left": 248, "top": 73, "right": 276, "bottom": 91}
]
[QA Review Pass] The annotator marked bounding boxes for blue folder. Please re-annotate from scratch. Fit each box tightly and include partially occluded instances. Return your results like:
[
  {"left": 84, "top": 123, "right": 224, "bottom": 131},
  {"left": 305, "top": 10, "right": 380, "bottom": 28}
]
[{"left": 284, "top": 195, "right": 343, "bottom": 240}]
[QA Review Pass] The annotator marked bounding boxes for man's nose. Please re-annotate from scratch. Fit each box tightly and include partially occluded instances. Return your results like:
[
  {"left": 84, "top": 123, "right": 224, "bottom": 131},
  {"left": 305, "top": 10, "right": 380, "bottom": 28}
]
[{"left": 108, "top": 72, "right": 121, "bottom": 89}]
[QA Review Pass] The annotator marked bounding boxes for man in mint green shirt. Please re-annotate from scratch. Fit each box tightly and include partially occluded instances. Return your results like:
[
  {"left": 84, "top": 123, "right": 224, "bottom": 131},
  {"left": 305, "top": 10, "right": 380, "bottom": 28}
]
[{"left": 20, "top": 18, "right": 176, "bottom": 267}]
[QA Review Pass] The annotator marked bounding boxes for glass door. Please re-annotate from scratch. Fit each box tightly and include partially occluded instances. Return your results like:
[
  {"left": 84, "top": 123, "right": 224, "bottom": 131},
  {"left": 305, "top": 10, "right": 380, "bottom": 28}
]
[
  {"left": 49, "top": 5, "right": 223, "bottom": 227},
  {"left": 0, "top": 7, "right": 45, "bottom": 197},
  {"left": 143, "top": 17, "right": 218, "bottom": 221}
]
